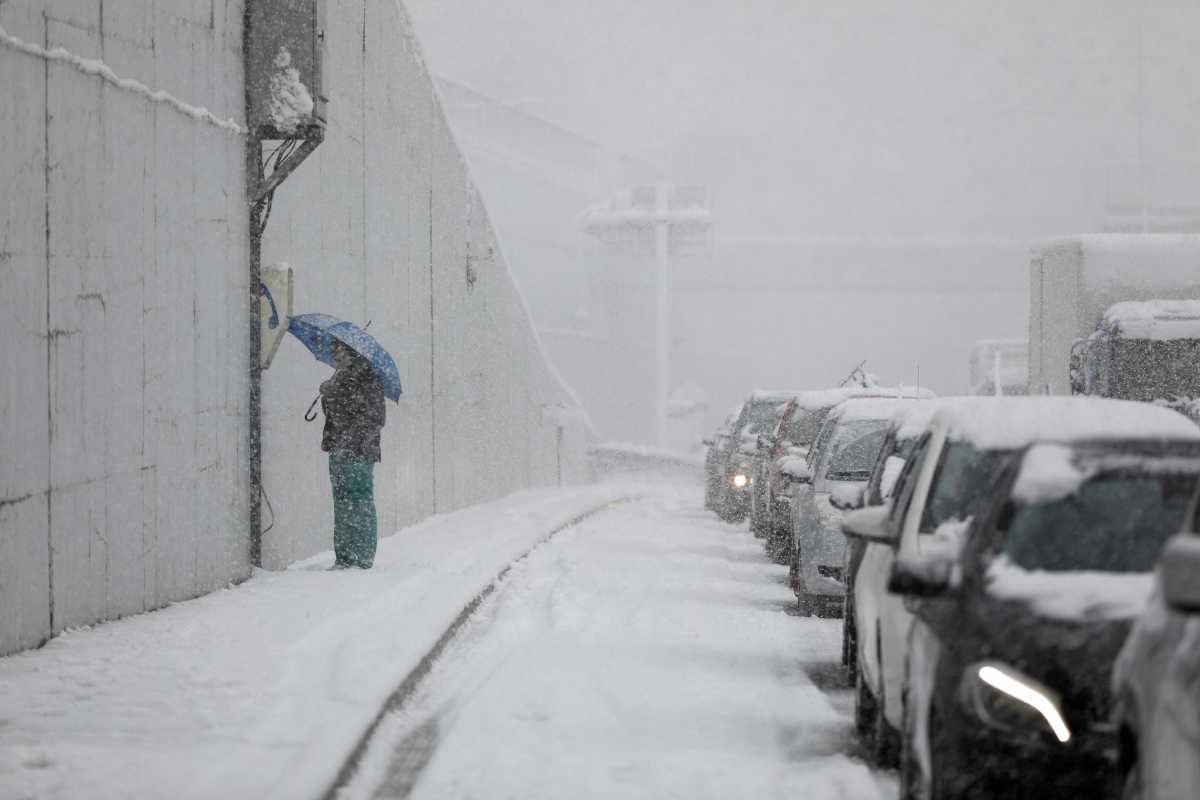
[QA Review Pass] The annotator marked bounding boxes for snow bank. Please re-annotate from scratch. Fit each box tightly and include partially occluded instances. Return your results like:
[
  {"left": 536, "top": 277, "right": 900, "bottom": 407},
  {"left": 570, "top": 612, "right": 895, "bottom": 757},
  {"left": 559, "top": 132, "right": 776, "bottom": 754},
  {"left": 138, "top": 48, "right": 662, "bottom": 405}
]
[
  {"left": 0, "top": 484, "right": 637, "bottom": 800},
  {"left": 1104, "top": 300, "right": 1200, "bottom": 341},
  {"left": 985, "top": 555, "right": 1155, "bottom": 621},
  {"left": 937, "top": 397, "right": 1200, "bottom": 450},
  {"left": 1011, "top": 444, "right": 1094, "bottom": 504}
]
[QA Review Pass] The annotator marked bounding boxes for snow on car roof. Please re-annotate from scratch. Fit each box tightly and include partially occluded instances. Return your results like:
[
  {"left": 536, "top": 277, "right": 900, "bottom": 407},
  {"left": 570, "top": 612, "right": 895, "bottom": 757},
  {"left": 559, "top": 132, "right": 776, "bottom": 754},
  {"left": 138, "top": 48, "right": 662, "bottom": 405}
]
[
  {"left": 831, "top": 396, "right": 926, "bottom": 423},
  {"left": 1103, "top": 300, "right": 1200, "bottom": 341},
  {"left": 892, "top": 397, "right": 980, "bottom": 440},
  {"left": 793, "top": 385, "right": 935, "bottom": 410},
  {"left": 748, "top": 389, "right": 805, "bottom": 404},
  {"left": 934, "top": 397, "right": 1200, "bottom": 450}
]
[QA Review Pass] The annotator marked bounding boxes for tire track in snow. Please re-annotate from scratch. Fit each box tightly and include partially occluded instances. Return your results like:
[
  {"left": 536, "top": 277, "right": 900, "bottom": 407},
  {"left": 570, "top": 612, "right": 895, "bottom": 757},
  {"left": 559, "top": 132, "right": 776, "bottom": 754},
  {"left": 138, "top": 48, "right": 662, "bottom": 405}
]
[
  {"left": 320, "top": 497, "right": 640, "bottom": 800},
  {"left": 345, "top": 489, "right": 887, "bottom": 800}
]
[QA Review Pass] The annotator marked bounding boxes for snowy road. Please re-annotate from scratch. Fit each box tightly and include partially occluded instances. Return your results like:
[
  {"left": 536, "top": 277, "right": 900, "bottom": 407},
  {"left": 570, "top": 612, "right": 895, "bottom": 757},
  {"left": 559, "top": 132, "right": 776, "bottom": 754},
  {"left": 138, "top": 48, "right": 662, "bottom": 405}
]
[{"left": 345, "top": 488, "right": 892, "bottom": 800}]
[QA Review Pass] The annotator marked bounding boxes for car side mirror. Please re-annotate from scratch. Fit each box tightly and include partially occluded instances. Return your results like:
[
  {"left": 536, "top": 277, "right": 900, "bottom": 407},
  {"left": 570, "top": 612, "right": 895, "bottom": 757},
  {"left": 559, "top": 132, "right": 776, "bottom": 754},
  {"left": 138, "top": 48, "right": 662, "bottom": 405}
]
[
  {"left": 1162, "top": 534, "right": 1200, "bottom": 613},
  {"left": 830, "top": 484, "right": 866, "bottom": 511},
  {"left": 841, "top": 505, "right": 893, "bottom": 544},
  {"left": 781, "top": 459, "right": 813, "bottom": 484},
  {"left": 888, "top": 554, "right": 956, "bottom": 597}
]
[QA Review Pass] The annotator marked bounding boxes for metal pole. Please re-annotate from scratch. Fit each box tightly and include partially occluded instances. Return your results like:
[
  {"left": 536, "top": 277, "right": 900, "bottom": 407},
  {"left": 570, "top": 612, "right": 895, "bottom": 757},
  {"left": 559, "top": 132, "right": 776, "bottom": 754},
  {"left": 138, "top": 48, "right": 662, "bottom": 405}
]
[
  {"left": 243, "top": 4, "right": 262, "bottom": 568},
  {"left": 654, "top": 182, "right": 670, "bottom": 448}
]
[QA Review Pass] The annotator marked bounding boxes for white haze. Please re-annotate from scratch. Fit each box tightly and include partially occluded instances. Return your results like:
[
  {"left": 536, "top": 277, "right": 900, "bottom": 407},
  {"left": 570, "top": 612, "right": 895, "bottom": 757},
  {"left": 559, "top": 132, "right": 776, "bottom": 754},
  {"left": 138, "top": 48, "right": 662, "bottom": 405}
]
[{"left": 405, "top": 0, "right": 1200, "bottom": 441}]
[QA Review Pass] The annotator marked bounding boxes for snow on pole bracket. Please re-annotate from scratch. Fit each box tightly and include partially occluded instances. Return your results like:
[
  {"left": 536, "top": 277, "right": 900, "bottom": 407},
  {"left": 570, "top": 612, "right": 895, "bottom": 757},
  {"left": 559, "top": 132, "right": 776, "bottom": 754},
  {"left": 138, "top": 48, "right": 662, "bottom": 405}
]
[{"left": 0, "top": 23, "right": 247, "bottom": 135}]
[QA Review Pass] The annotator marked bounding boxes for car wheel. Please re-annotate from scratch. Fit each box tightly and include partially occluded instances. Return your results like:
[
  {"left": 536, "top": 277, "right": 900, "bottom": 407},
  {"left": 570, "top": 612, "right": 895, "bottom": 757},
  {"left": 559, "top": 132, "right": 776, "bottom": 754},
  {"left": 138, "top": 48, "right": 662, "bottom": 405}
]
[
  {"left": 855, "top": 666, "right": 877, "bottom": 740},
  {"left": 1119, "top": 738, "right": 1143, "bottom": 800},
  {"left": 872, "top": 656, "right": 900, "bottom": 768},
  {"left": 842, "top": 596, "right": 855, "bottom": 669},
  {"left": 899, "top": 693, "right": 923, "bottom": 800}
]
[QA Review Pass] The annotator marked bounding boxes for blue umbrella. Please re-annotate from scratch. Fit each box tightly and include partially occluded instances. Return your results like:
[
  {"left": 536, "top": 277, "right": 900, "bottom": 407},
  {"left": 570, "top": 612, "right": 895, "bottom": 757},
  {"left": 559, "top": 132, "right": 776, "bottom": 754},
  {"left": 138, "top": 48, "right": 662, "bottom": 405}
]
[{"left": 286, "top": 313, "right": 403, "bottom": 402}]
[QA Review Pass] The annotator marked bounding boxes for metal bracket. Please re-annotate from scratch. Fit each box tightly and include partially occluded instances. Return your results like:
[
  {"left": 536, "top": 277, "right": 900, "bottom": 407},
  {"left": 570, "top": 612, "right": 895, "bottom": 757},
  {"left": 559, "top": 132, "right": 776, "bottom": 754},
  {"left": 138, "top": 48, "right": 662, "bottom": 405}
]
[{"left": 251, "top": 131, "right": 323, "bottom": 205}]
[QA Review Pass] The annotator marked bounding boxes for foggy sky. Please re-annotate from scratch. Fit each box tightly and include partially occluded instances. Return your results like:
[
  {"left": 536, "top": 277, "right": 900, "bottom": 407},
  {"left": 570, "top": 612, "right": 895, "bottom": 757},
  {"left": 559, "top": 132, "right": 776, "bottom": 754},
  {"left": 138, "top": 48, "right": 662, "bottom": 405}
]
[{"left": 406, "top": 0, "right": 1200, "bottom": 238}]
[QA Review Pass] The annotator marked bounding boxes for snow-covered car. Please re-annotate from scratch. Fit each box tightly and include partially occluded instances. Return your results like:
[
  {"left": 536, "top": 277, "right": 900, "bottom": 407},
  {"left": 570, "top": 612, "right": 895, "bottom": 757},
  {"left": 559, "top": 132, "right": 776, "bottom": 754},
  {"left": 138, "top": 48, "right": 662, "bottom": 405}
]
[
  {"left": 752, "top": 385, "right": 934, "bottom": 541},
  {"left": 784, "top": 397, "right": 922, "bottom": 615},
  {"left": 890, "top": 415, "right": 1200, "bottom": 800},
  {"left": 1112, "top": 528, "right": 1200, "bottom": 800},
  {"left": 841, "top": 402, "right": 938, "bottom": 686},
  {"left": 847, "top": 397, "right": 1200, "bottom": 775},
  {"left": 703, "top": 418, "right": 735, "bottom": 511},
  {"left": 714, "top": 391, "right": 799, "bottom": 522}
]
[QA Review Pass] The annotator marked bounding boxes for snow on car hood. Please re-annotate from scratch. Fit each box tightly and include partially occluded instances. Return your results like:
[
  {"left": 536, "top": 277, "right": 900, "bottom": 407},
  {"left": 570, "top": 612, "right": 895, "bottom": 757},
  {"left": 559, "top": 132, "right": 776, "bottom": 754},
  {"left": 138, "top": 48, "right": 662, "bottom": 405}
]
[
  {"left": 985, "top": 555, "right": 1156, "bottom": 622},
  {"left": 1011, "top": 443, "right": 1096, "bottom": 504}
]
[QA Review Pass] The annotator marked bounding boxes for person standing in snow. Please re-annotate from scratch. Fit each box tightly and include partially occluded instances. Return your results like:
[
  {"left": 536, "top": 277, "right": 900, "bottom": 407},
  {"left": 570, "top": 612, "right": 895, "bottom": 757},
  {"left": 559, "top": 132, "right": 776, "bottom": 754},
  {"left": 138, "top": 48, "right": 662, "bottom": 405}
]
[{"left": 320, "top": 340, "right": 386, "bottom": 569}]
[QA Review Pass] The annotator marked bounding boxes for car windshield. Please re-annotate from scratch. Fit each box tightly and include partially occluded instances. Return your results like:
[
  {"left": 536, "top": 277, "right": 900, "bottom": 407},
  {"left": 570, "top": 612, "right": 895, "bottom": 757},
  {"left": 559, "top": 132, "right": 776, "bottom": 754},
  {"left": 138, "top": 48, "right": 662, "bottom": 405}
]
[
  {"left": 742, "top": 400, "right": 788, "bottom": 435},
  {"left": 921, "top": 443, "right": 1010, "bottom": 531},
  {"left": 783, "top": 405, "right": 834, "bottom": 447},
  {"left": 1002, "top": 473, "right": 1196, "bottom": 573},
  {"left": 824, "top": 420, "right": 889, "bottom": 481}
]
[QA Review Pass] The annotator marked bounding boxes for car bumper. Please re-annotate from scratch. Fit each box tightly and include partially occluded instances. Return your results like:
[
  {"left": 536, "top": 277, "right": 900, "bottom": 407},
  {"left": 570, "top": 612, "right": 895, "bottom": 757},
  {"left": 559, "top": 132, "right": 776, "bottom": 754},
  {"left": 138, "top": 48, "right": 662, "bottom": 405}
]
[{"left": 947, "top": 708, "right": 1117, "bottom": 795}]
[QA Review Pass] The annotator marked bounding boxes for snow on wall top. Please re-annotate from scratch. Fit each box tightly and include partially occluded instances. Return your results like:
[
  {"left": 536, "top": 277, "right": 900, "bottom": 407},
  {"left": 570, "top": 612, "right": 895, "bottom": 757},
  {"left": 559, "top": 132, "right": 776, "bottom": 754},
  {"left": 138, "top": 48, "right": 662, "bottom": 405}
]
[
  {"left": 1103, "top": 300, "right": 1200, "bottom": 341},
  {"left": 934, "top": 397, "right": 1200, "bottom": 450}
]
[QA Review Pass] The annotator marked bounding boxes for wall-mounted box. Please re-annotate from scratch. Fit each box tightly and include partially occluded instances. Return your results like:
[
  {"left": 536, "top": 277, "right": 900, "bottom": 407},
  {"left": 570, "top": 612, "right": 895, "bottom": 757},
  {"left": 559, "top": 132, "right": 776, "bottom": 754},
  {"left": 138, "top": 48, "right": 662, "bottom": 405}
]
[{"left": 246, "top": 0, "right": 327, "bottom": 139}]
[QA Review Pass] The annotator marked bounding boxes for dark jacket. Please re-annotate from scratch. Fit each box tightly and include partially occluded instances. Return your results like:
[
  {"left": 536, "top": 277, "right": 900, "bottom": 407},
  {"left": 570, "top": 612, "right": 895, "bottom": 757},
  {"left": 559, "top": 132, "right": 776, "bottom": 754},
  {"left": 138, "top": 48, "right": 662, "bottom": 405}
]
[{"left": 321, "top": 359, "right": 386, "bottom": 461}]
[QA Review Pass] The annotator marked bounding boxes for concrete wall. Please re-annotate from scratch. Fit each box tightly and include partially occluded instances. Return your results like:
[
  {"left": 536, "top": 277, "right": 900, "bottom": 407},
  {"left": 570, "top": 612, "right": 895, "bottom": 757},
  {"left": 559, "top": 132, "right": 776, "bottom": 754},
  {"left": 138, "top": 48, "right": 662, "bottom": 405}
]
[
  {"left": 0, "top": 0, "right": 252, "bottom": 656},
  {"left": 256, "top": 0, "right": 593, "bottom": 567},
  {"left": 1, "top": 0, "right": 593, "bottom": 653}
]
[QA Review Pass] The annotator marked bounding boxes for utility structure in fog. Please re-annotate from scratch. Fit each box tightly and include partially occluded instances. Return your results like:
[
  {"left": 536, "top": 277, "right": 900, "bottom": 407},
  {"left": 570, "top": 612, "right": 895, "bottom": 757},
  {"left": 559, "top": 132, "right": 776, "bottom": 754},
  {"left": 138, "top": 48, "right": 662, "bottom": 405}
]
[{"left": 581, "top": 184, "right": 714, "bottom": 446}]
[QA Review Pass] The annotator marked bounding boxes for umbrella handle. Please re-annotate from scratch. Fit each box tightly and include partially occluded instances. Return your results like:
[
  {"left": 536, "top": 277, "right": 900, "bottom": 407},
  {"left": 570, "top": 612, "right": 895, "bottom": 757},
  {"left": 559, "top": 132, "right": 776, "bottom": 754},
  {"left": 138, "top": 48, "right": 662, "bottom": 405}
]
[{"left": 304, "top": 395, "right": 321, "bottom": 422}]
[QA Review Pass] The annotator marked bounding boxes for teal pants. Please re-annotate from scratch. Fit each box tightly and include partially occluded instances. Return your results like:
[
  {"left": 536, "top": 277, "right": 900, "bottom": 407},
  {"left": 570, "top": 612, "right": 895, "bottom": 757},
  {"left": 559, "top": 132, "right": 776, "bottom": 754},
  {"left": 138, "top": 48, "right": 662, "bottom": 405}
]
[{"left": 329, "top": 454, "right": 378, "bottom": 568}]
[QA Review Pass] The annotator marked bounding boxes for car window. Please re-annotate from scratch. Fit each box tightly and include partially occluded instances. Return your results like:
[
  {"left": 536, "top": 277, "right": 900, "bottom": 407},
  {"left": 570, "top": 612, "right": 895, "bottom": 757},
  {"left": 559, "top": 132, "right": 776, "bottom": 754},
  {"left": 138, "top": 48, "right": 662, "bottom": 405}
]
[
  {"left": 825, "top": 423, "right": 889, "bottom": 482},
  {"left": 785, "top": 405, "right": 834, "bottom": 448},
  {"left": 918, "top": 442, "right": 1010, "bottom": 533},
  {"left": 1000, "top": 474, "right": 1196, "bottom": 572},
  {"left": 889, "top": 433, "right": 931, "bottom": 526},
  {"left": 807, "top": 414, "right": 840, "bottom": 467}
]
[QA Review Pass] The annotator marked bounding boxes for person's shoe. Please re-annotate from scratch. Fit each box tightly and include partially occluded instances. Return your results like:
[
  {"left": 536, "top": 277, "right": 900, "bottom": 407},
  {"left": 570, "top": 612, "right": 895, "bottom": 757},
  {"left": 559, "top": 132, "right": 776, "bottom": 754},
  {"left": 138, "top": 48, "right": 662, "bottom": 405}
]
[{"left": 327, "top": 562, "right": 350, "bottom": 571}]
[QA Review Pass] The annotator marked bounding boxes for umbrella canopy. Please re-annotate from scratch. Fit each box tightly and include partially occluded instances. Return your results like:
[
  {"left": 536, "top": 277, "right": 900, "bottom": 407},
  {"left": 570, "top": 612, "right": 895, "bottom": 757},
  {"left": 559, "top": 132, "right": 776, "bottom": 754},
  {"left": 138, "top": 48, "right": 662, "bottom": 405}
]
[{"left": 286, "top": 313, "right": 403, "bottom": 402}]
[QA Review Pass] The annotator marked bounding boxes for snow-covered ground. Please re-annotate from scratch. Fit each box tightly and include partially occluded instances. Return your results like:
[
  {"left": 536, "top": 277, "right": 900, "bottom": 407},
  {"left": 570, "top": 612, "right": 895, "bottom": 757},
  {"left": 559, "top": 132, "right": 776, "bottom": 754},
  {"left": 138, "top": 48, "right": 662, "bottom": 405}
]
[
  {"left": 0, "top": 483, "right": 640, "bottom": 800},
  {"left": 345, "top": 489, "right": 888, "bottom": 800},
  {"left": 0, "top": 479, "right": 887, "bottom": 800}
]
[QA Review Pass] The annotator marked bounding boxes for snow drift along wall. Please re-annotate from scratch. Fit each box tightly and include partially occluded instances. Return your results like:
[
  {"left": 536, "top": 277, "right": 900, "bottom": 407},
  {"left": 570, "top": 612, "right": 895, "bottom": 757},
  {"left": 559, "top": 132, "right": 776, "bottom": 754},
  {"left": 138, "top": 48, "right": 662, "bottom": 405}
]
[
  {"left": 0, "top": 0, "right": 593, "bottom": 656},
  {"left": 0, "top": 1, "right": 252, "bottom": 657},
  {"left": 257, "top": 0, "right": 593, "bottom": 567}
]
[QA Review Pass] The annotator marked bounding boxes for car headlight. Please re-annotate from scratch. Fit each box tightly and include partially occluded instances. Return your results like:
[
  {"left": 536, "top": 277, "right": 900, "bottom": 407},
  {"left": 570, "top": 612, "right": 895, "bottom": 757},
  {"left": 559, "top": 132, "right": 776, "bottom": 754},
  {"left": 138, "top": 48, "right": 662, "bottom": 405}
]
[{"left": 960, "top": 661, "right": 1071, "bottom": 743}]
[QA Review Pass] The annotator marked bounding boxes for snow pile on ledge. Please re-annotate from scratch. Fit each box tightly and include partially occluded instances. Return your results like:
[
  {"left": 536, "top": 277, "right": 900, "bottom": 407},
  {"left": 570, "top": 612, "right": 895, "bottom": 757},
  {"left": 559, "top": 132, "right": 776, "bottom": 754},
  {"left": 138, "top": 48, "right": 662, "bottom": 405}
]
[
  {"left": 1012, "top": 444, "right": 1095, "bottom": 504},
  {"left": 0, "top": 483, "right": 636, "bottom": 800},
  {"left": 268, "top": 47, "right": 315, "bottom": 133},
  {"left": 1104, "top": 300, "right": 1200, "bottom": 341},
  {"left": 985, "top": 555, "right": 1156, "bottom": 621}
]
